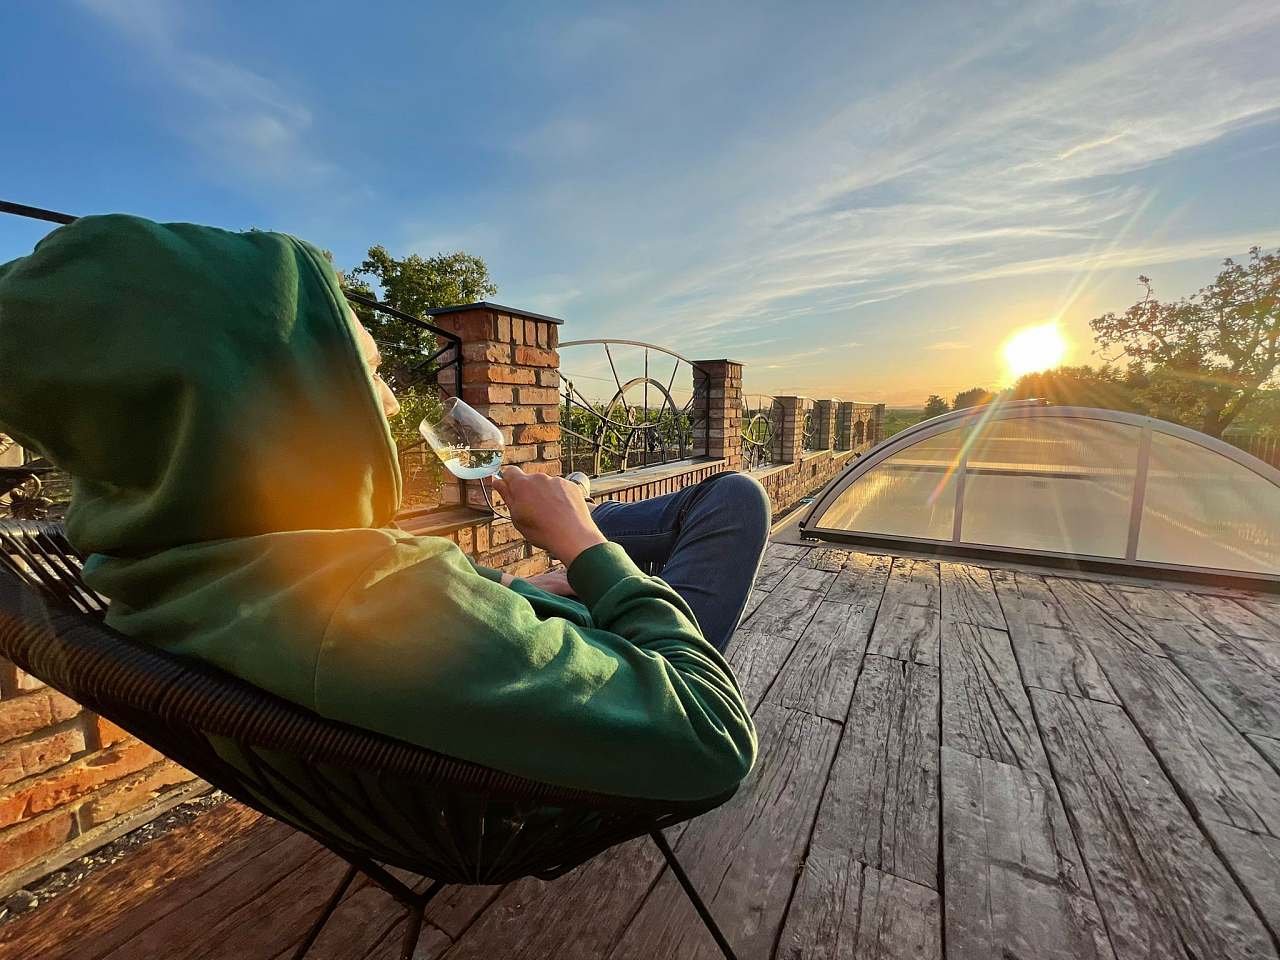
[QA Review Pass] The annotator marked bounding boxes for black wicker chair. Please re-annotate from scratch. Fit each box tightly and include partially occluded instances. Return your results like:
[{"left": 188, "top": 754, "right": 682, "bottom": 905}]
[{"left": 0, "top": 521, "right": 740, "bottom": 959}]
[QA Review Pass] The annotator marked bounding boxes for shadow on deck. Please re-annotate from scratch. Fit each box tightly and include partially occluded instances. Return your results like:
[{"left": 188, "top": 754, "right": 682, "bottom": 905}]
[{"left": 5, "top": 543, "right": 1280, "bottom": 959}]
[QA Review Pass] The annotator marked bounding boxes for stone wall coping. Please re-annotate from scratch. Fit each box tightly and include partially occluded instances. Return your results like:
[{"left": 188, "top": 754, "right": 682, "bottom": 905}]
[{"left": 425, "top": 301, "right": 565, "bottom": 325}]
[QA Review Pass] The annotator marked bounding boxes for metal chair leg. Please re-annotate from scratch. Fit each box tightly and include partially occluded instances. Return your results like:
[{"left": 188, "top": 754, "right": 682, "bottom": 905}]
[
  {"left": 293, "top": 863, "right": 359, "bottom": 959},
  {"left": 399, "top": 879, "right": 448, "bottom": 960},
  {"left": 649, "top": 830, "right": 739, "bottom": 960}
]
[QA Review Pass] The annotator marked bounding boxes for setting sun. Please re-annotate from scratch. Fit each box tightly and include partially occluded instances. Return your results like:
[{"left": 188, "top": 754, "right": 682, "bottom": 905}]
[{"left": 1002, "top": 322, "right": 1068, "bottom": 379}]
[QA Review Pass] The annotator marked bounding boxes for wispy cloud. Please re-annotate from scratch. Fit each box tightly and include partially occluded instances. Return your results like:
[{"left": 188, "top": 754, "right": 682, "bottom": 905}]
[
  {"left": 510, "top": 1, "right": 1280, "bottom": 361},
  {"left": 927, "top": 341, "right": 970, "bottom": 352},
  {"left": 76, "top": 0, "right": 333, "bottom": 188}
]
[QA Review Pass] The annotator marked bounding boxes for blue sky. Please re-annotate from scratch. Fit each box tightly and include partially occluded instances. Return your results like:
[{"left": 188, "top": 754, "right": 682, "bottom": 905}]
[{"left": 3, "top": 0, "right": 1279, "bottom": 404}]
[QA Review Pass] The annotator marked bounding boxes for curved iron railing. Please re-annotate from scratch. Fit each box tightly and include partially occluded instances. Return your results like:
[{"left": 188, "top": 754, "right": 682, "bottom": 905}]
[
  {"left": 559, "top": 340, "right": 709, "bottom": 478},
  {"left": 741, "top": 395, "right": 783, "bottom": 471}
]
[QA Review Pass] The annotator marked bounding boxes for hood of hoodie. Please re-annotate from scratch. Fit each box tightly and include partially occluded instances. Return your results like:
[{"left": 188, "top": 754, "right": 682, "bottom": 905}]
[{"left": 0, "top": 214, "right": 401, "bottom": 557}]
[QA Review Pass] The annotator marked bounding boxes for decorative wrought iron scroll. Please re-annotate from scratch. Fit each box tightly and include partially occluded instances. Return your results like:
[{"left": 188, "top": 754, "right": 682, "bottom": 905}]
[
  {"left": 800, "top": 398, "right": 818, "bottom": 453},
  {"left": 559, "top": 340, "right": 709, "bottom": 479},
  {"left": 741, "top": 395, "right": 782, "bottom": 471}
]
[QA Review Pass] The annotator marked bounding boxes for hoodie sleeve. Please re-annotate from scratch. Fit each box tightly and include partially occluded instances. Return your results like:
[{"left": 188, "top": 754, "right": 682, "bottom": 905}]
[{"left": 314, "top": 536, "right": 756, "bottom": 802}]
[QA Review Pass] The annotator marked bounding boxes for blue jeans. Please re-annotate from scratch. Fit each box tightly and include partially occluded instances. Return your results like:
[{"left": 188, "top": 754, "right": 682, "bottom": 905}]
[{"left": 590, "top": 472, "right": 771, "bottom": 652}]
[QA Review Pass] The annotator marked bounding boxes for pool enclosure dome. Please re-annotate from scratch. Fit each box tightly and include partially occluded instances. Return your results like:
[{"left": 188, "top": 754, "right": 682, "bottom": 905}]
[{"left": 799, "top": 400, "right": 1280, "bottom": 586}]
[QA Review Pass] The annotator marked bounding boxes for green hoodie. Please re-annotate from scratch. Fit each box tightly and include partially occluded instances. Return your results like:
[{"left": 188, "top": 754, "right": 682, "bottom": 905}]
[{"left": 0, "top": 215, "right": 755, "bottom": 801}]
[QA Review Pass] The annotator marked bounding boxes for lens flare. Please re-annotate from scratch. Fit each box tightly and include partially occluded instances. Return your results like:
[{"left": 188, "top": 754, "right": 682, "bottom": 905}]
[{"left": 1002, "top": 323, "right": 1067, "bottom": 379}]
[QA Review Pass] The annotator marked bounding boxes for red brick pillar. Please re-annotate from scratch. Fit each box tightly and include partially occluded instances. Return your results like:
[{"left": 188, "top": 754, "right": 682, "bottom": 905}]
[
  {"left": 815, "top": 399, "right": 838, "bottom": 450},
  {"left": 775, "top": 396, "right": 804, "bottom": 464},
  {"left": 430, "top": 303, "right": 562, "bottom": 576},
  {"left": 835, "top": 402, "right": 854, "bottom": 450},
  {"left": 692, "top": 360, "right": 743, "bottom": 472}
]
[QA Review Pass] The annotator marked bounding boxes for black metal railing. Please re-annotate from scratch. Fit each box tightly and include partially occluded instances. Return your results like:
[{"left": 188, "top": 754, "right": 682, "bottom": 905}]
[
  {"left": 741, "top": 395, "right": 783, "bottom": 471},
  {"left": 559, "top": 340, "right": 709, "bottom": 479}
]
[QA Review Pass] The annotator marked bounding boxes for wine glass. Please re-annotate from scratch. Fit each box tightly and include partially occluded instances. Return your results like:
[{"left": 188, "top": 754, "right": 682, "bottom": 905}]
[{"left": 420, "top": 398, "right": 506, "bottom": 515}]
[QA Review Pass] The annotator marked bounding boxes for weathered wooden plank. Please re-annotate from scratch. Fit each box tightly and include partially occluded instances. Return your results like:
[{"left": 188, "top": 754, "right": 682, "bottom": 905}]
[
  {"left": 768, "top": 600, "right": 878, "bottom": 721},
  {"left": 1045, "top": 577, "right": 1162, "bottom": 655},
  {"left": 1148, "top": 622, "right": 1280, "bottom": 738},
  {"left": 1203, "top": 820, "right": 1280, "bottom": 942},
  {"left": 775, "top": 557, "right": 837, "bottom": 595},
  {"left": 807, "top": 655, "right": 940, "bottom": 888},
  {"left": 737, "top": 587, "right": 826, "bottom": 640},
  {"left": 1006, "top": 622, "right": 1118, "bottom": 703},
  {"left": 866, "top": 602, "right": 940, "bottom": 665},
  {"left": 1032, "top": 689, "right": 1278, "bottom": 960},
  {"left": 1106, "top": 584, "right": 1194, "bottom": 622},
  {"left": 607, "top": 704, "right": 841, "bottom": 960},
  {"left": 2, "top": 802, "right": 289, "bottom": 960},
  {"left": 1091, "top": 643, "right": 1280, "bottom": 837},
  {"left": 1174, "top": 591, "right": 1274, "bottom": 640},
  {"left": 441, "top": 832, "right": 677, "bottom": 960},
  {"left": 881, "top": 557, "right": 940, "bottom": 609},
  {"left": 804, "top": 547, "right": 851, "bottom": 572},
  {"left": 174, "top": 845, "right": 344, "bottom": 960},
  {"left": 1146, "top": 616, "right": 1280, "bottom": 677},
  {"left": 740, "top": 587, "right": 769, "bottom": 623},
  {"left": 725, "top": 630, "right": 799, "bottom": 710},
  {"left": 753, "top": 543, "right": 809, "bottom": 592},
  {"left": 1251, "top": 735, "right": 1280, "bottom": 777},
  {"left": 941, "top": 747, "right": 1113, "bottom": 960},
  {"left": 1238, "top": 598, "right": 1280, "bottom": 632},
  {"left": 941, "top": 561, "right": 1006, "bottom": 629},
  {"left": 991, "top": 569, "right": 1067, "bottom": 628},
  {"left": 941, "top": 621, "right": 1045, "bottom": 769},
  {"left": 777, "top": 853, "right": 941, "bottom": 960},
  {"left": 826, "top": 551, "right": 892, "bottom": 605}
]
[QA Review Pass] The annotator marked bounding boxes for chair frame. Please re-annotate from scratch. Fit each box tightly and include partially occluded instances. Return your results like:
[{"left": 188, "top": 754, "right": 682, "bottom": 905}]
[{"left": 0, "top": 521, "right": 740, "bottom": 959}]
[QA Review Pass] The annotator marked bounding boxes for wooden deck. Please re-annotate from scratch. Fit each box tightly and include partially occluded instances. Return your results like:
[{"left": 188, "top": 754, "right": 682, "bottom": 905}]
[{"left": 6, "top": 543, "right": 1280, "bottom": 959}]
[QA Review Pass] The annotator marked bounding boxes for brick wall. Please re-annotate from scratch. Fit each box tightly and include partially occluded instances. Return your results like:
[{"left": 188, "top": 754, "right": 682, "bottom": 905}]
[
  {"left": 0, "top": 662, "right": 200, "bottom": 896},
  {"left": 753, "top": 449, "right": 859, "bottom": 517}
]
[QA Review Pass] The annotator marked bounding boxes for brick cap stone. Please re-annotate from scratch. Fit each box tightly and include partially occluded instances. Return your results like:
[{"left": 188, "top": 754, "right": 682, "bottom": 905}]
[{"left": 426, "top": 302, "right": 565, "bottom": 325}]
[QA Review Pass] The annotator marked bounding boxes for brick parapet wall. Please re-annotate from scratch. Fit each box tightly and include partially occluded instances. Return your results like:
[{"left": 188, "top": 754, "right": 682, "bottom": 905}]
[
  {"left": 752, "top": 449, "right": 859, "bottom": 518},
  {"left": 431, "top": 305, "right": 562, "bottom": 579},
  {"left": 0, "top": 662, "right": 200, "bottom": 895}
]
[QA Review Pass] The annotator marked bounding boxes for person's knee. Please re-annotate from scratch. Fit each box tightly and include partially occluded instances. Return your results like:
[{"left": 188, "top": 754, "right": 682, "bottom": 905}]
[{"left": 711, "top": 472, "right": 771, "bottom": 540}]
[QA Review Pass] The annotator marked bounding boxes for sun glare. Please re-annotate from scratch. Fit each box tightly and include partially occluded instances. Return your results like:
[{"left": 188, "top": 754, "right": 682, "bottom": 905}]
[{"left": 1002, "top": 322, "right": 1068, "bottom": 379}]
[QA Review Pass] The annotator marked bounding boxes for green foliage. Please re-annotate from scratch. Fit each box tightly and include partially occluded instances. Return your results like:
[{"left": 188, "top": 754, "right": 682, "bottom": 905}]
[
  {"left": 336, "top": 244, "right": 498, "bottom": 509},
  {"left": 882, "top": 408, "right": 930, "bottom": 438},
  {"left": 341, "top": 245, "right": 497, "bottom": 392},
  {"left": 1009, "top": 364, "right": 1147, "bottom": 412},
  {"left": 922, "top": 395, "right": 949, "bottom": 418},
  {"left": 952, "top": 387, "right": 994, "bottom": 409},
  {"left": 1090, "top": 246, "right": 1280, "bottom": 437}
]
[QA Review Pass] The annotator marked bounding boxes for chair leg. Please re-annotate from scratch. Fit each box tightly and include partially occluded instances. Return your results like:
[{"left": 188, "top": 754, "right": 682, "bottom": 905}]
[
  {"left": 649, "top": 831, "right": 739, "bottom": 960},
  {"left": 293, "top": 863, "right": 359, "bottom": 959},
  {"left": 399, "top": 880, "right": 448, "bottom": 960}
]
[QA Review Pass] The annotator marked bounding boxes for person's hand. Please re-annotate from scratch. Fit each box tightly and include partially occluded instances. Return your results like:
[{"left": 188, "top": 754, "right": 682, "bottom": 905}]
[
  {"left": 490, "top": 466, "right": 606, "bottom": 566},
  {"left": 524, "top": 567, "right": 576, "bottom": 597}
]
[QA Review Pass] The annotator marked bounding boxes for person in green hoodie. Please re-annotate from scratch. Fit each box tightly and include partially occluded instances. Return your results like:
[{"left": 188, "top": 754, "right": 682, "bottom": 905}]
[{"left": 0, "top": 214, "right": 768, "bottom": 802}]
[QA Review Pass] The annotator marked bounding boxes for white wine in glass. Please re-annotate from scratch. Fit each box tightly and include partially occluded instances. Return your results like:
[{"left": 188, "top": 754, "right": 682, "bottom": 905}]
[{"left": 419, "top": 397, "right": 505, "bottom": 480}]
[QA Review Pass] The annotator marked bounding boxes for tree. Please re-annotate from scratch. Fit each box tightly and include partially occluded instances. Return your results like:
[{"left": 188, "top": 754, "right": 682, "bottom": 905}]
[
  {"left": 1010, "top": 364, "right": 1146, "bottom": 413},
  {"left": 337, "top": 246, "right": 498, "bottom": 449},
  {"left": 952, "top": 387, "right": 994, "bottom": 410},
  {"left": 1090, "top": 246, "right": 1280, "bottom": 438},
  {"left": 923, "top": 395, "right": 949, "bottom": 418}
]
